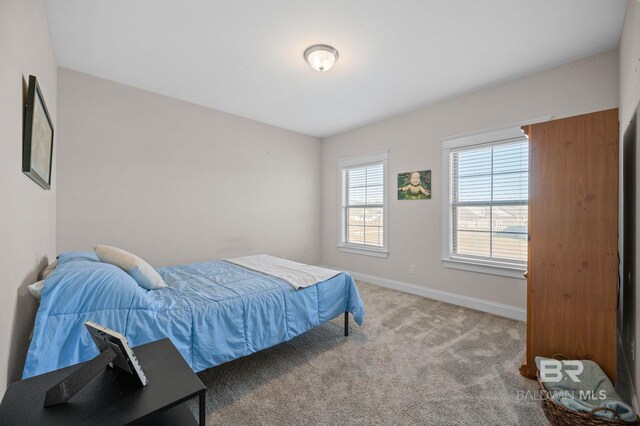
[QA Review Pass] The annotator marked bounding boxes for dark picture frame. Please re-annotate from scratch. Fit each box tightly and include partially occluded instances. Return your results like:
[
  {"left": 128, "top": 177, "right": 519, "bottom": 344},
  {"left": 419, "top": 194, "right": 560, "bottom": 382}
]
[{"left": 23, "top": 75, "right": 54, "bottom": 190}]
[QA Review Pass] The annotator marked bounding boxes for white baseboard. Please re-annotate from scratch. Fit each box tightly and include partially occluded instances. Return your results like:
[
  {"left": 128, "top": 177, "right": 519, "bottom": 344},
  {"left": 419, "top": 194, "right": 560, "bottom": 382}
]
[{"left": 324, "top": 265, "right": 526, "bottom": 321}]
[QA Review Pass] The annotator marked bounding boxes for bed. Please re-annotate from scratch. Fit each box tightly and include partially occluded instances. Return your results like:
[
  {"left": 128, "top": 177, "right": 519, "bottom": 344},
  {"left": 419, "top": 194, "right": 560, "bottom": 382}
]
[{"left": 22, "top": 252, "right": 365, "bottom": 379}]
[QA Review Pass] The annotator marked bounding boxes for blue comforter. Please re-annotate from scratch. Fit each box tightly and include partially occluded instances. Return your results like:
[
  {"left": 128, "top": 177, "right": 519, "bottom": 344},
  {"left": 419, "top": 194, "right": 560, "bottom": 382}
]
[{"left": 23, "top": 252, "right": 364, "bottom": 379}]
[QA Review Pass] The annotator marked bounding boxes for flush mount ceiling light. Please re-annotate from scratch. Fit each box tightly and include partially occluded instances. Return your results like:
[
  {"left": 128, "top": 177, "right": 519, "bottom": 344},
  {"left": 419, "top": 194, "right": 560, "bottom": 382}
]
[{"left": 303, "top": 44, "right": 339, "bottom": 72}]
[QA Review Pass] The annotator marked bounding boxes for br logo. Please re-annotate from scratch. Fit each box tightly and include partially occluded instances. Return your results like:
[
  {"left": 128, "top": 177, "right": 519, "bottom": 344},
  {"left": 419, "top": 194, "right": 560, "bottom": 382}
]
[{"left": 539, "top": 360, "right": 584, "bottom": 383}]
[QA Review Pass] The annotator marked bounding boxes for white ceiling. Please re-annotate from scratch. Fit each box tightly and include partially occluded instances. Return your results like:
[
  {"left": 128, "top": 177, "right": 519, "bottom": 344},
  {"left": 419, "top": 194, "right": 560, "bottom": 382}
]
[{"left": 44, "top": 0, "right": 627, "bottom": 138}]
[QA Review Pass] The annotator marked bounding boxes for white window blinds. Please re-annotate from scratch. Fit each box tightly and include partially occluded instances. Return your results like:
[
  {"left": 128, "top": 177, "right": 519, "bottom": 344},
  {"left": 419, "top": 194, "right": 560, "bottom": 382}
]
[
  {"left": 450, "top": 138, "right": 528, "bottom": 266},
  {"left": 342, "top": 162, "right": 384, "bottom": 247}
]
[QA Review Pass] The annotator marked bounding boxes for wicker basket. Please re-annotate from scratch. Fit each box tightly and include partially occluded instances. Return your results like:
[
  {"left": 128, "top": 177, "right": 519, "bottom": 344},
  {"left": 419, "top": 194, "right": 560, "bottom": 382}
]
[{"left": 537, "top": 373, "right": 640, "bottom": 426}]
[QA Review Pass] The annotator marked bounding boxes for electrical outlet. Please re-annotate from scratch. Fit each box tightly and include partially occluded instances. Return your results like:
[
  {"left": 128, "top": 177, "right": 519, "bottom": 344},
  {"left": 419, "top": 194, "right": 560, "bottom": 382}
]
[{"left": 410, "top": 265, "right": 416, "bottom": 274}]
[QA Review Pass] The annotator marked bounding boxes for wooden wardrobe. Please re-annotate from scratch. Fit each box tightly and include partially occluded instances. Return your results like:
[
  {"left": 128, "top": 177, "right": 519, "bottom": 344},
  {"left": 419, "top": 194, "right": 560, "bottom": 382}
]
[{"left": 519, "top": 108, "right": 619, "bottom": 381}]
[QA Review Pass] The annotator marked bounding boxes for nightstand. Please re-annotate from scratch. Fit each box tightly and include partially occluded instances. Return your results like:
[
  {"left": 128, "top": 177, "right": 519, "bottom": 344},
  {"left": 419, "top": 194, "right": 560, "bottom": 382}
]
[{"left": 0, "top": 338, "right": 206, "bottom": 425}]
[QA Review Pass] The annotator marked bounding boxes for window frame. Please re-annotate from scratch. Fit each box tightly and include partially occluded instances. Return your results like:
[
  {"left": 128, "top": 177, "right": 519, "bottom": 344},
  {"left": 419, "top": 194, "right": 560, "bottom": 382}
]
[
  {"left": 338, "top": 149, "right": 389, "bottom": 258},
  {"left": 441, "top": 123, "right": 541, "bottom": 279}
]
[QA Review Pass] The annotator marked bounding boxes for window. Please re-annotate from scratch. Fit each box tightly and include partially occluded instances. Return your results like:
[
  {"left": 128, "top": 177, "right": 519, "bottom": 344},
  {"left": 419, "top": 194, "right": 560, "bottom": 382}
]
[
  {"left": 339, "top": 150, "right": 388, "bottom": 257},
  {"left": 443, "top": 125, "right": 531, "bottom": 277}
]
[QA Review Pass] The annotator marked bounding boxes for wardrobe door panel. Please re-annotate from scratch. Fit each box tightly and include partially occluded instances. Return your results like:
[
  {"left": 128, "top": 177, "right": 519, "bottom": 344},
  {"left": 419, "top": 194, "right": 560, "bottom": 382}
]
[{"left": 524, "top": 108, "right": 618, "bottom": 381}]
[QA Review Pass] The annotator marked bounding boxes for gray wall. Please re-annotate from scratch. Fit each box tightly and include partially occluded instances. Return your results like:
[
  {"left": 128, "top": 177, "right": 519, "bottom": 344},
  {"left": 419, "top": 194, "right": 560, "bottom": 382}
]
[
  {"left": 0, "top": 0, "right": 57, "bottom": 393},
  {"left": 56, "top": 68, "right": 322, "bottom": 267},
  {"left": 321, "top": 49, "right": 618, "bottom": 312},
  {"left": 618, "top": 0, "right": 640, "bottom": 410}
]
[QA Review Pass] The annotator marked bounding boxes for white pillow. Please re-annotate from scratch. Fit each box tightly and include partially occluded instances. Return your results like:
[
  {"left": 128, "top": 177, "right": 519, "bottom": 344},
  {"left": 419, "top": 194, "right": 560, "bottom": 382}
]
[
  {"left": 28, "top": 280, "right": 46, "bottom": 299},
  {"left": 94, "top": 245, "right": 166, "bottom": 290},
  {"left": 39, "top": 259, "right": 58, "bottom": 280}
]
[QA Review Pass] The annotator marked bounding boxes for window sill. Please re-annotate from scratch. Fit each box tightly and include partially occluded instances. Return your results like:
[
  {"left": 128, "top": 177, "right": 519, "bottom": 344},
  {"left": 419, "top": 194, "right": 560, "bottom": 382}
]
[
  {"left": 338, "top": 244, "right": 389, "bottom": 258},
  {"left": 442, "top": 258, "right": 526, "bottom": 279}
]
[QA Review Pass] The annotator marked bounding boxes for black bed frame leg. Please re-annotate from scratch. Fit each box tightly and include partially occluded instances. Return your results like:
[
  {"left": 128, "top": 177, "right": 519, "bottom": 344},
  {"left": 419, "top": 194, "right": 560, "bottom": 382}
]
[{"left": 344, "top": 312, "right": 349, "bottom": 337}]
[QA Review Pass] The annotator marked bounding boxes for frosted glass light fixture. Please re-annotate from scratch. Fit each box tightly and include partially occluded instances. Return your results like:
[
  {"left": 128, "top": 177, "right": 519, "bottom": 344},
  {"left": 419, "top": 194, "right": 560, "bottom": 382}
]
[{"left": 304, "top": 44, "right": 339, "bottom": 72}]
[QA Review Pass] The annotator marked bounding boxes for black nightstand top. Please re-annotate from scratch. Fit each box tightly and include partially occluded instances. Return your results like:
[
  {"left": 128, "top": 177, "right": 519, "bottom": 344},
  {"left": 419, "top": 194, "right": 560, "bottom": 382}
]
[{"left": 0, "top": 338, "right": 206, "bottom": 426}]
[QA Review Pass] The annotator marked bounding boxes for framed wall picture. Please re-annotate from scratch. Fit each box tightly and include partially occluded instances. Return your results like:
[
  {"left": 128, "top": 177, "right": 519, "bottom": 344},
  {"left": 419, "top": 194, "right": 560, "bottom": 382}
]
[
  {"left": 397, "top": 170, "right": 431, "bottom": 200},
  {"left": 23, "top": 75, "right": 54, "bottom": 190}
]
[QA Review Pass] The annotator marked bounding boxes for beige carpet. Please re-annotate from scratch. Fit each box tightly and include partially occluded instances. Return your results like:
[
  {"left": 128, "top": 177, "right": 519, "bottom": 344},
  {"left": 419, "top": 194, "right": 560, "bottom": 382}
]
[{"left": 190, "top": 281, "right": 547, "bottom": 425}]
